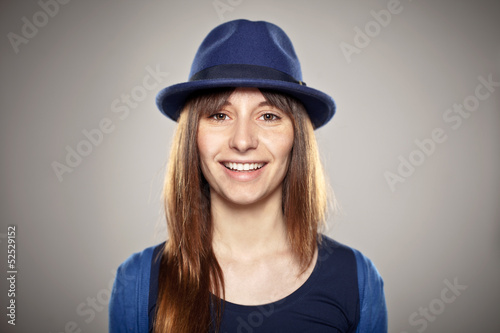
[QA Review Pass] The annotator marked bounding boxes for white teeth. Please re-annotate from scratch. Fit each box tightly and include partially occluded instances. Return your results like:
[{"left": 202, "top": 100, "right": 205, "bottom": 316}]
[{"left": 224, "top": 162, "right": 264, "bottom": 171}]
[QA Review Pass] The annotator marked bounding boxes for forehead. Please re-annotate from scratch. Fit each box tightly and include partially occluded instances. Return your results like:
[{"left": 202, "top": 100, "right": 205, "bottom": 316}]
[{"left": 224, "top": 87, "right": 268, "bottom": 106}]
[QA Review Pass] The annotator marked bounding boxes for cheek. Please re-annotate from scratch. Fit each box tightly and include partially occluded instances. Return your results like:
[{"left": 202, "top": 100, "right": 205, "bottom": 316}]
[
  {"left": 197, "top": 130, "right": 211, "bottom": 171},
  {"left": 280, "top": 127, "right": 295, "bottom": 172},
  {"left": 197, "top": 127, "right": 223, "bottom": 177},
  {"left": 271, "top": 126, "right": 294, "bottom": 160}
]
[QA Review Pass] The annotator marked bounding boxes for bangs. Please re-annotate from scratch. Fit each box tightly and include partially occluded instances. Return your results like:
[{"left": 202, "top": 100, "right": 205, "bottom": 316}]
[
  {"left": 259, "top": 88, "right": 304, "bottom": 118},
  {"left": 187, "top": 88, "right": 235, "bottom": 117}
]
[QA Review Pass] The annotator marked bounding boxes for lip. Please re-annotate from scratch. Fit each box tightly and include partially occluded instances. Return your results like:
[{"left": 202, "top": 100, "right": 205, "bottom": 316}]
[{"left": 219, "top": 161, "right": 267, "bottom": 181}]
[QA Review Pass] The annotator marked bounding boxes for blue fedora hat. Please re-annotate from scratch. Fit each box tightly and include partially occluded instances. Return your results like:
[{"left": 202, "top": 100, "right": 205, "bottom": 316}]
[{"left": 156, "top": 19, "right": 336, "bottom": 129}]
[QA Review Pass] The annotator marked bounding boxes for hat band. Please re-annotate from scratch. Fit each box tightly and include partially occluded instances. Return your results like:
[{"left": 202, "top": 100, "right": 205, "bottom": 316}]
[{"left": 189, "top": 64, "right": 306, "bottom": 86}]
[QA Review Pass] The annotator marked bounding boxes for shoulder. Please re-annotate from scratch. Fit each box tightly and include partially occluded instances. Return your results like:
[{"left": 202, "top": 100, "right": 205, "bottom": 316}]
[
  {"left": 318, "top": 233, "right": 356, "bottom": 259},
  {"left": 318, "top": 234, "right": 388, "bottom": 332},
  {"left": 317, "top": 234, "right": 384, "bottom": 297},
  {"left": 116, "top": 243, "right": 164, "bottom": 279},
  {"left": 318, "top": 234, "right": 383, "bottom": 284},
  {"left": 109, "top": 243, "right": 164, "bottom": 333},
  {"left": 112, "top": 243, "right": 160, "bottom": 296}
]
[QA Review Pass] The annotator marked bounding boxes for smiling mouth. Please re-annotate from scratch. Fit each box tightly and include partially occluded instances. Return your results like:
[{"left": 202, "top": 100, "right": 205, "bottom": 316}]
[{"left": 223, "top": 162, "right": 265, "bottom": 172}]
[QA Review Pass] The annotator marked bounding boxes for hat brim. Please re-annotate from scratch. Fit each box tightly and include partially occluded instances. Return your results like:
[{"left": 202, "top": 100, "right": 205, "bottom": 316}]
[{"left": 156, "top": 78, "right": 335, "bottom": 129}]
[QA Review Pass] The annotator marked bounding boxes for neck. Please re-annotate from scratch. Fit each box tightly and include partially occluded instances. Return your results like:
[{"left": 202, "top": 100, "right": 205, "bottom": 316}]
[{"left": 211, "top": 188, "right": 289, "bottom": 260}]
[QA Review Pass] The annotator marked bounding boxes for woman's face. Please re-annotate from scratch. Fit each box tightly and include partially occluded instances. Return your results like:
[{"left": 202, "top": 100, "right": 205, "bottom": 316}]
[{"left": 197, "top": 87, "right": 294, "bottom": 206}]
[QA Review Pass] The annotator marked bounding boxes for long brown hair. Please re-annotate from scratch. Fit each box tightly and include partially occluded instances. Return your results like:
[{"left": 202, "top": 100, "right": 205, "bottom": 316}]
[{"left": 154, "top": 88, "right": 328, "bottom": 332}]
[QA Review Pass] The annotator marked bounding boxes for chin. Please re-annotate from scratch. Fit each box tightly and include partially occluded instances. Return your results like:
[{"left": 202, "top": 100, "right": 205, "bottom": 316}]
[
  {"left": 221, "top": 188, "right": 277, "bottom": 207},
  {"left": 225, "top": 195, "right": 262, "bottom": 207}
]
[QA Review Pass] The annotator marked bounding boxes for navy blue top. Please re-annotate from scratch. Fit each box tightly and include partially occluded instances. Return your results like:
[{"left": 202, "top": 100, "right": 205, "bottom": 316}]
[{"left": 109, "top": 235, "right": 387, "bottom": 332}]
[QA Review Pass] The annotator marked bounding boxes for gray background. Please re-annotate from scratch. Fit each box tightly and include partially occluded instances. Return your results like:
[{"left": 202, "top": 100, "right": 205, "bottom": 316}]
[{"left": 1, "top": 0, "right": 499, "bottom": 332}]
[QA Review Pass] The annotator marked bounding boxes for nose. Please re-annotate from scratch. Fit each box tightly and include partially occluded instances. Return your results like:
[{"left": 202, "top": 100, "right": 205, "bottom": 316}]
[{"left": 229, "top": 118, "right": 258, "bottom": 152}]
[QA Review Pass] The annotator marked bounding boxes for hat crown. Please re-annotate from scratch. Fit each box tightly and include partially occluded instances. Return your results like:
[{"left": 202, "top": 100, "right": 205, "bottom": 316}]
[{"left": 189, "top": 20, "right": 303, "bottom": 81}]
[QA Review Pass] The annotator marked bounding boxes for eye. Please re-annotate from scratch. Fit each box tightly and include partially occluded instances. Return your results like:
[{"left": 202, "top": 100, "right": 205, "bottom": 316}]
[
  {"left": 210, "top": 113, "right": 229, "bottom": 121},
  {"left": 260, "top": 113, "right": 280, "bottom": 121}
]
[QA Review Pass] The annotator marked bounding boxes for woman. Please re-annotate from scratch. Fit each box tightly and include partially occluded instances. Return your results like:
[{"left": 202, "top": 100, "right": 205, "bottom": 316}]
[{"left": 109, "top": 19, "right": 387, "bottom": 332}]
